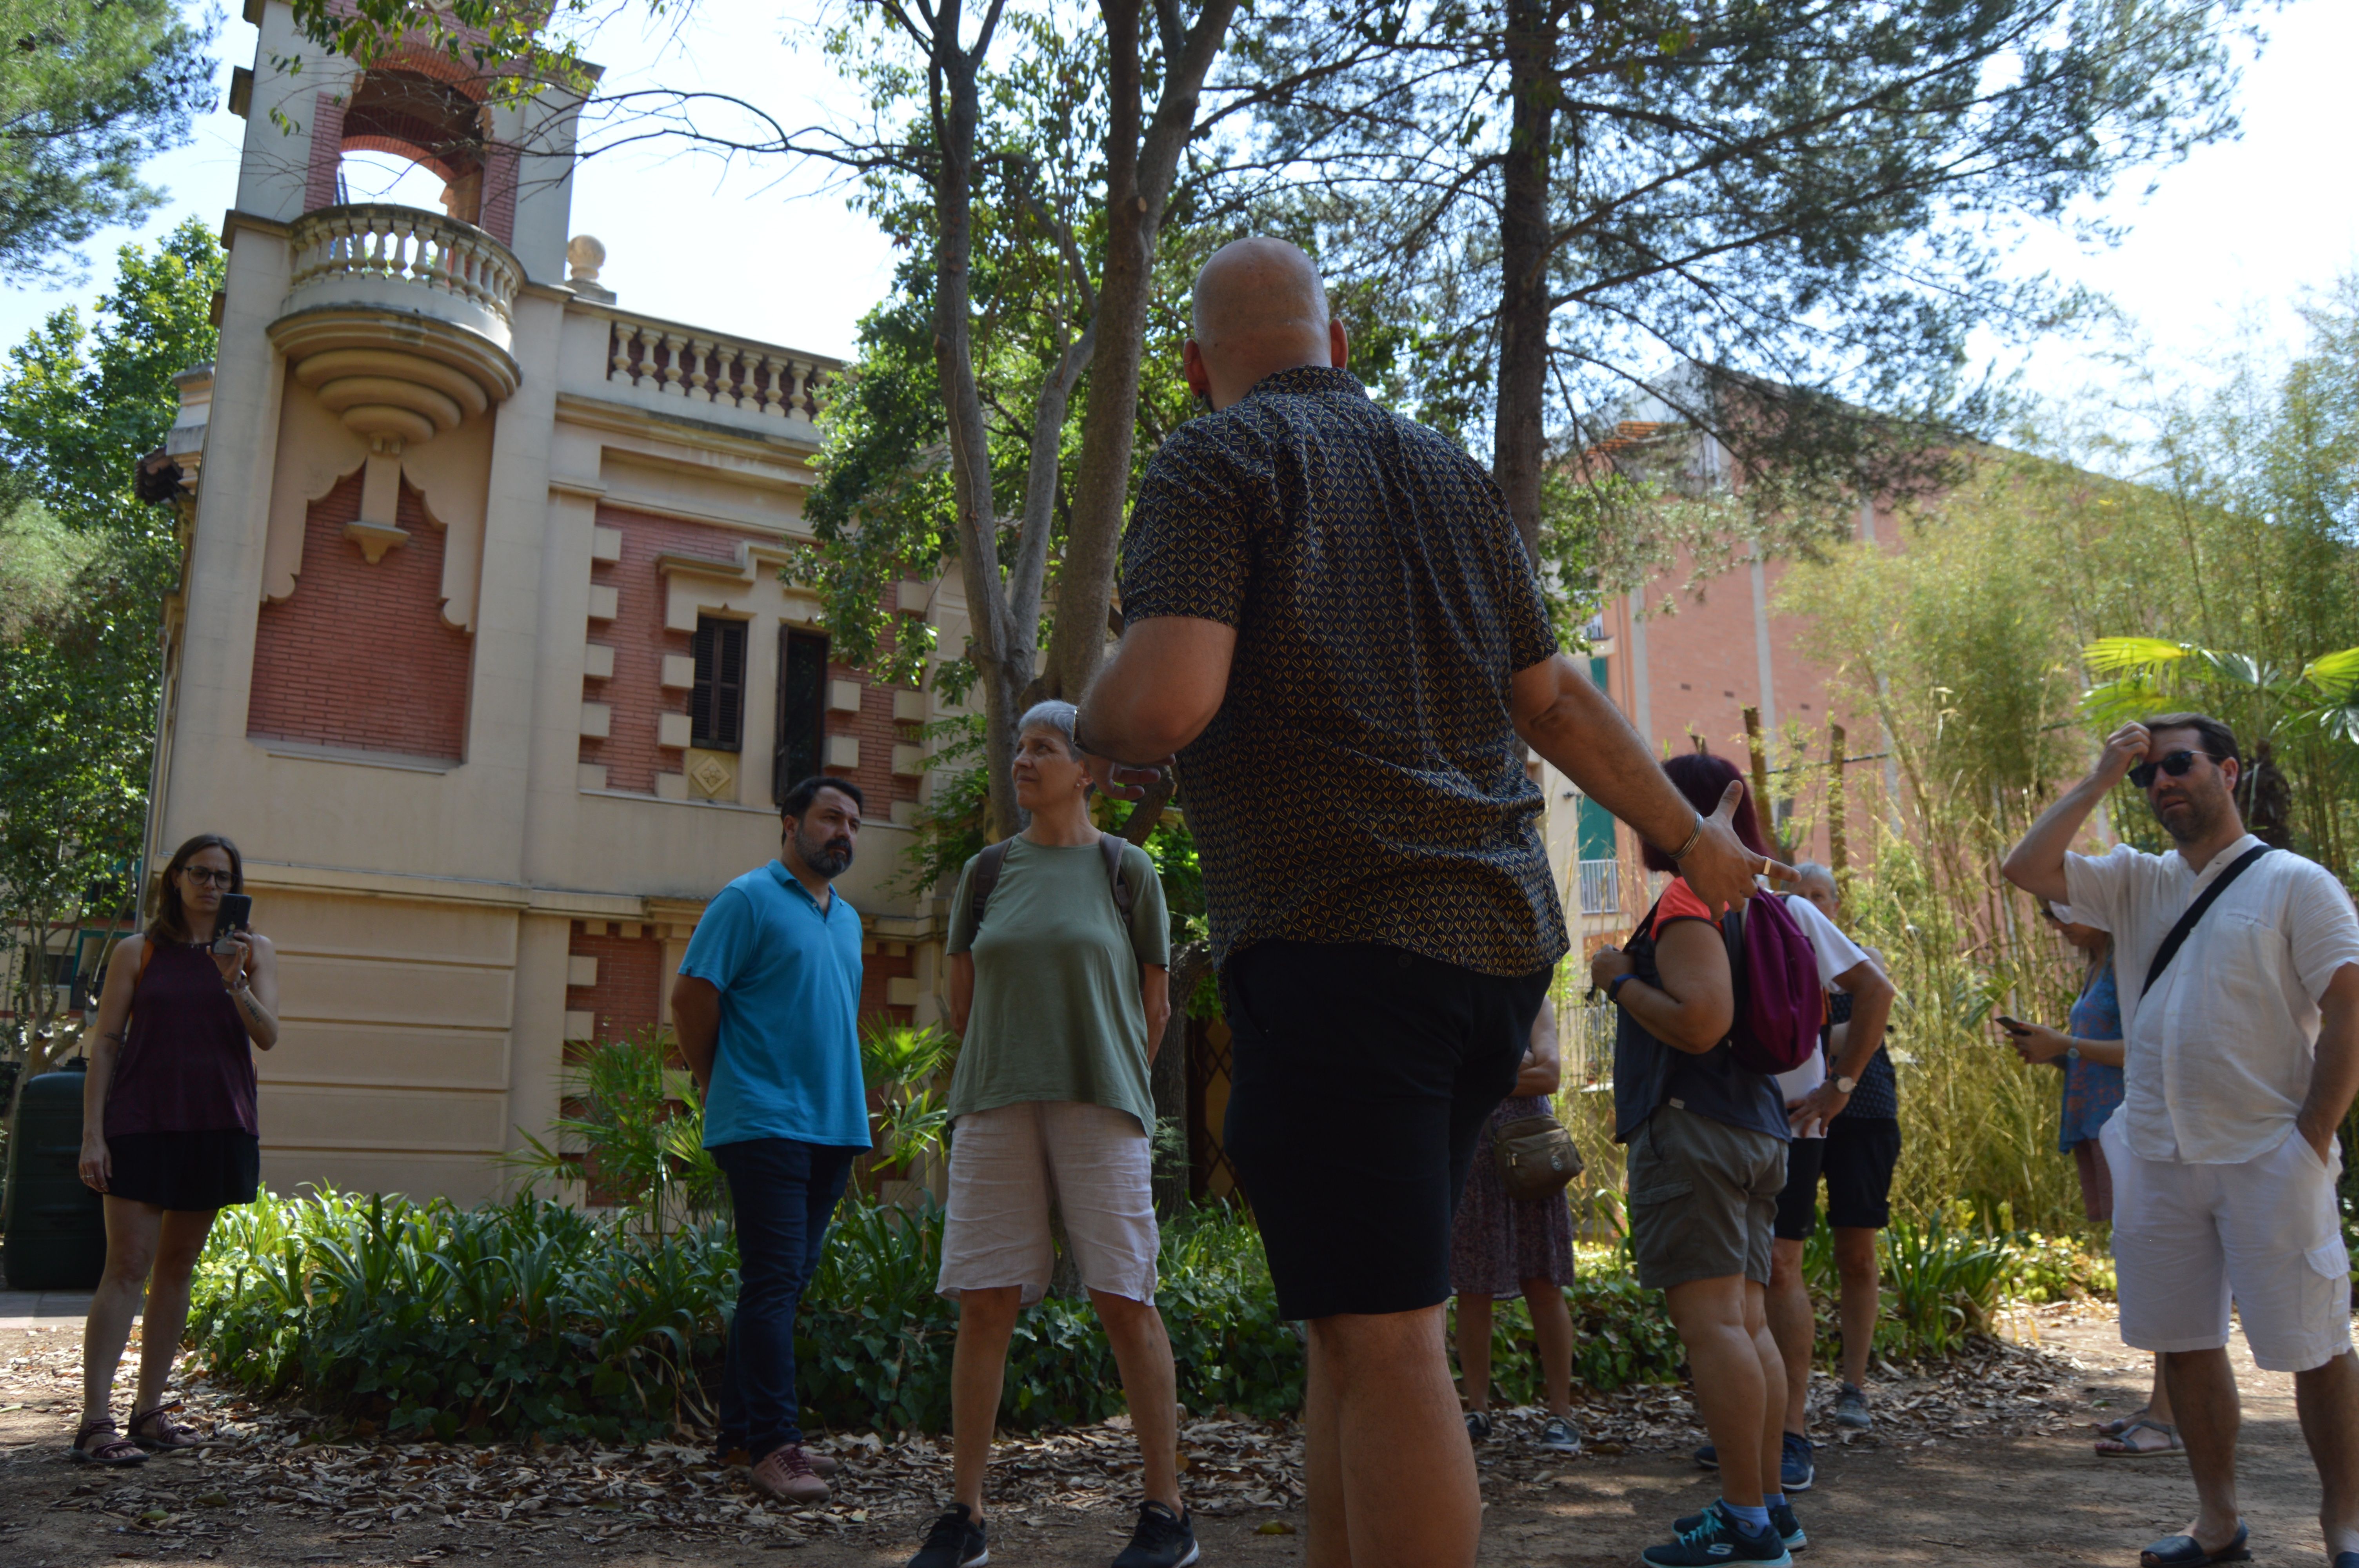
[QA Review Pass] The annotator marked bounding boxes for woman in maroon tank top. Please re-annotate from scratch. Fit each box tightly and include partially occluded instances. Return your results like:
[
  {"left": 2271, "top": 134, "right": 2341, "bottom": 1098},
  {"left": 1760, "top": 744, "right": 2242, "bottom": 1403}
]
[{"left": 70, "top": 834, "right": 279, "bottom": 1466}]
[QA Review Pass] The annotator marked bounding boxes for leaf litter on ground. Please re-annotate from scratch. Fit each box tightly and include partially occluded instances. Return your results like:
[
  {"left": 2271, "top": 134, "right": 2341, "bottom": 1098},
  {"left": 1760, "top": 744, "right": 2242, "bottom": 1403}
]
[{"left": 1, "top": 1303, "right": 2125, "bottom": 1552}]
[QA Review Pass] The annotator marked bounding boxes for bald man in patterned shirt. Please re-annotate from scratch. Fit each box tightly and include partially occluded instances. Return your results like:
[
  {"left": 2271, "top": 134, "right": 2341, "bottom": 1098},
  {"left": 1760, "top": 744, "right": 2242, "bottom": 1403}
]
[{"left": 1078, "top": 236, "right": 1772, "bottom": 1568}]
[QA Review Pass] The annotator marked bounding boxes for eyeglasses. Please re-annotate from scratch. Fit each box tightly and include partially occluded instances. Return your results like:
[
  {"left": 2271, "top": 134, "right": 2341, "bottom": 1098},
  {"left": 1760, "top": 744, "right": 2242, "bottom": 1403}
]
[
  {"left": 2128, "top": 750, "right": 2217, "bottom": 790},
  {"left": 182, "top": 867, "right": 236, "bottom": 887}
]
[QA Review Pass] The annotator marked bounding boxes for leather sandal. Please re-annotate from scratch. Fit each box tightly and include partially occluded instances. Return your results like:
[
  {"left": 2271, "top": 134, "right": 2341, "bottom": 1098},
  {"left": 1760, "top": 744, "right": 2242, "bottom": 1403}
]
[
  {"left": 70, "top": 1417, "right": 149, "bottom": 1466},
  {"left": 127, "top": 1405, "right": 205, "bottom": 1453},
  {"left": 2141, "top": 1521, "right": 2250, "bottom": 1567}
]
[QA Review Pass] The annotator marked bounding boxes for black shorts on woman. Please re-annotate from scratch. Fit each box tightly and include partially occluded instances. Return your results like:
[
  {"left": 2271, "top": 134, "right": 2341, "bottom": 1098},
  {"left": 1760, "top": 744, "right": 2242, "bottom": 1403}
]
[{"left": 1222, "top": 940, "right": 1552, "bottom": 1321}]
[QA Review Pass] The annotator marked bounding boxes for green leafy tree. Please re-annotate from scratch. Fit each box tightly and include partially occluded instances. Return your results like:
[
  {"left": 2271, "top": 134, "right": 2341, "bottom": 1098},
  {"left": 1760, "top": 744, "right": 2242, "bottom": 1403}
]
[
  {"left": 0, "top": 0, "right": 218, "bottom": 282},
  {"left": 0, "top": 217, "right": 224, "bottom": 1080},
  {"left": 1234, "top": 0, "right": 2259, "bottom": 581}
]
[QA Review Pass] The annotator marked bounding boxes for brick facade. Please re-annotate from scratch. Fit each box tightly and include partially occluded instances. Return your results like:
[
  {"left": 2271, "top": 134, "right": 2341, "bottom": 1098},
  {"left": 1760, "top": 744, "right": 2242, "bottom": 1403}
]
[
  {"left": 247, "top": 468, "right": 473, "bottom": 760},
  {"left": 565, "top": 925, "right": 666, "bottom": 1045},
  {"left": 582, "top": 508, "right": 725, "bottom": 794}
]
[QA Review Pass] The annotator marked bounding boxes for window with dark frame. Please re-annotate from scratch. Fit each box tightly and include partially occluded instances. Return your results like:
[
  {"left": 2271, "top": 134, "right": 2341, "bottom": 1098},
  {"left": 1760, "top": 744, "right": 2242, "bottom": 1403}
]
[
  {"left": 775, "top": 629, "right": 829, "bottom": 803},
  {"left": 690, "top": 616, "right": 747, "bottom": 751}
]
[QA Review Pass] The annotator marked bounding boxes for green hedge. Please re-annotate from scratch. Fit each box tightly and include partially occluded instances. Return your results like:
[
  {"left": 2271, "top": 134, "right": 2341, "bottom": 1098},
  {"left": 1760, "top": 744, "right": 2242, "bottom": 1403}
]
[{"left": 188, "top": 1187, "right": 2072, "bottom": 1444}]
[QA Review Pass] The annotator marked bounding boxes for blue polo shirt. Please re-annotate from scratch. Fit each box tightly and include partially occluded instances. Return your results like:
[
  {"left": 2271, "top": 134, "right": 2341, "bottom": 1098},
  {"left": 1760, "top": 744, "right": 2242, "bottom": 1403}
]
[{"left": 678, "top": 861, "right": 871, "bottom": 1150}]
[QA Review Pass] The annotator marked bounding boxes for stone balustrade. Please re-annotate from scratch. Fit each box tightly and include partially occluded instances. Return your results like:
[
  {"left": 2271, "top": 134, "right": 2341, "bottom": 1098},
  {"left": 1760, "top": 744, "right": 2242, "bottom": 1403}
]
[
  {"left": 285, "top": 205, "right": 523, "bottom": 348},
  {"left": 604, "top": 316, "right": 828, "bottom": 422}
]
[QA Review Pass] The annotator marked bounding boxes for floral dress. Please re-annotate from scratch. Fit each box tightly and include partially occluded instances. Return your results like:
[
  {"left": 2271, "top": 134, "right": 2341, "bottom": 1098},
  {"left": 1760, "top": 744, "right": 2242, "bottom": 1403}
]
[{"left": 1448, "top": 1094, "right": 1579, "bottom": 1295}]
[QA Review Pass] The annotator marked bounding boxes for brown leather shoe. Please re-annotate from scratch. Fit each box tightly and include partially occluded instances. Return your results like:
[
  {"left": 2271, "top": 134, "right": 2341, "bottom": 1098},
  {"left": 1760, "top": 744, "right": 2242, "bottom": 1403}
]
[
  {"left": 789, "top": 1443, "right": 840, "bottom": 1477},
  {"left": 748, "top": 1443, "right": 829, "bottom": 1505}
]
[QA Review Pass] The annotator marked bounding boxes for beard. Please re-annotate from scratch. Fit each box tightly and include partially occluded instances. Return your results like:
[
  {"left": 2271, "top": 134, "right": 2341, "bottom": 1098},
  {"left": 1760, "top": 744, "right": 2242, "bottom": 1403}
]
[
  {"left": 794, "top": 823, "right": 855, "bottom": 877},
  {"left": 2153, "top": 786, "right": 2228, "bottom": 845}
]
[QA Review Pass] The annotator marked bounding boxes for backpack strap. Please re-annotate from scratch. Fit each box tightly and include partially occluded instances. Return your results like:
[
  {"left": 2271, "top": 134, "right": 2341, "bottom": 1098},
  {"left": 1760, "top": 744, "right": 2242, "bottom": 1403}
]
[
  {"left": 968, "top": 839, "right": 1015, "bottom": 931},
  {"left": 2144, "top": 842, "right": 2274, "bottom": 993},
  {"left": 1099, "top": 833, "right": 1136, "bottom": 923}
]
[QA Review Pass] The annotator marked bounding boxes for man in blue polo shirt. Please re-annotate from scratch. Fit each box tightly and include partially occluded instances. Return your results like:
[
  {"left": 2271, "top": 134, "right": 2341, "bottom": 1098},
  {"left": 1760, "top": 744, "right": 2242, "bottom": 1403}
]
[{"left": 672, "top": 775, "right": 872, "bottom": 1505}]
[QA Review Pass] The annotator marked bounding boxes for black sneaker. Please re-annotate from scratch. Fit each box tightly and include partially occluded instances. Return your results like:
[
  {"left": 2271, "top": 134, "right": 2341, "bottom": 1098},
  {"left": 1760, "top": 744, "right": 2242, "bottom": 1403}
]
[
  {"left": 1639, "top": 1504, "right": 1794, "bottom": 1566},
  {"left": 1112, "top": 1500, "right": 1198, "bottom": 1568},
  {"left": 1677, "top": 1499, "right": 1808, "bottom": 1554},
  {"left": 908, "top": 1503, "right": 989, "bottom": 1568},
  {"left": 1833, "top": 1383, "right": 1872, "bottom": 1431},
  {"left": 1466, "top": 1409, "right": 1493, "bottom": 1443},
  {"left": 1695, "top": 1441, "right": 1718, "bottom": 1469},
  {"left": 1538, "top": 1415, "right": 1582, "bottom": 1455}
]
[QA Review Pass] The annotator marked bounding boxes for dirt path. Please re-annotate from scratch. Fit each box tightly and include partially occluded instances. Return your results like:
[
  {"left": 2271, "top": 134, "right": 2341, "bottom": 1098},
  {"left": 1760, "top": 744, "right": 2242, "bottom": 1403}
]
[{"left": 0, "top": 1307, "right": 2339, "bottom": 1567}]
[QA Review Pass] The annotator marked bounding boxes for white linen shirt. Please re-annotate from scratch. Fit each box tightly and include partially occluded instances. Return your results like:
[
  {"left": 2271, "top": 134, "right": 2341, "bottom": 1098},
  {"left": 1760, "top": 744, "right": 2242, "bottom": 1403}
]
[
  {"left": 2064, "top": 835, "right": 2359, "bottom": 1164},
  {"left": 1772, "top": 891, "right": 1872, "bottom": 1138}
]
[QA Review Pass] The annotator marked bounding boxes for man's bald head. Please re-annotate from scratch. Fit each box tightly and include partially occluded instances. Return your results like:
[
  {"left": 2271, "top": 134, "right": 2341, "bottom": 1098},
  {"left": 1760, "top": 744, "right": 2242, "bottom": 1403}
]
[{"left": 1183, "top": 237, "right": 1346, "bottom": 410}]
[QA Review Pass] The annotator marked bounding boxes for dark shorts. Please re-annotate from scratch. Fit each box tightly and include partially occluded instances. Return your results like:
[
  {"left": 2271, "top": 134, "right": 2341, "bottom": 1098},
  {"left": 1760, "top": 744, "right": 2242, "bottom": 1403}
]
[
  {"left": 1221, "top": 941, "right": 1551, "bottom": 1320},
  {"left": 1772, "top": 1116, "right": 1900, "bottom": 1239},
  {"left": 105, "top": 1129, "right": 260, "bottom": 1212}
]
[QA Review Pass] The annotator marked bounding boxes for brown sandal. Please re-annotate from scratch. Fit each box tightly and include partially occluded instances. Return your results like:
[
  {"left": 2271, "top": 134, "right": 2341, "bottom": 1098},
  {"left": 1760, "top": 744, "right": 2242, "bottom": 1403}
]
[
  {"left": 71, "top": 1417, "right": 149, "bottom": 1466},
  {"left": 128, "top": 1405, "right": 204, "bottom": 1453}
]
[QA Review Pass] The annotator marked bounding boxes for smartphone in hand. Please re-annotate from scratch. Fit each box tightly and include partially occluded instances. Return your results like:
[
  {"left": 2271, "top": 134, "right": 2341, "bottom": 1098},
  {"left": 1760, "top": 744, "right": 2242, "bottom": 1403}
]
[
  {"left": 214, "top": 893, "right": 253, "bottom": 954},
  {"left": 1994, "top": 1014, "right": 2031, "bottom": 1035}
]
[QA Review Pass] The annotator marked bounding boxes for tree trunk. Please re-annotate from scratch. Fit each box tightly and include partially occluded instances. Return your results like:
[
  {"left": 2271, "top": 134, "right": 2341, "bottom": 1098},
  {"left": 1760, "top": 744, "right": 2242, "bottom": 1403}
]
[
  {"left": 925, "top": 2, "right": 1029, "bottom": 842},
  {"left": 1041, "top": 0, "right": 1242, "bottom": 702},
  {"left": 1492, "top": 0, "right": 1557, "bottom": 565}
]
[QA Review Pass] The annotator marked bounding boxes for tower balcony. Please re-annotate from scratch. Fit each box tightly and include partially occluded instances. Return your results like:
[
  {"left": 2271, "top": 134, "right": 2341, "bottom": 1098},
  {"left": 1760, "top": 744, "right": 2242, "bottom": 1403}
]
[{"left": 267, "top": 204, "right": 524, "bottom": 548}]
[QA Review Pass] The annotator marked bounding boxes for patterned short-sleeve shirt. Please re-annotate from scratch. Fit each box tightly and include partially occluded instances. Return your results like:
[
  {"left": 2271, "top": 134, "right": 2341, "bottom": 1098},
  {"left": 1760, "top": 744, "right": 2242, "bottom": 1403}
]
[{"left": 1118, "top": 365, "right": 1570, "bottom": 977}]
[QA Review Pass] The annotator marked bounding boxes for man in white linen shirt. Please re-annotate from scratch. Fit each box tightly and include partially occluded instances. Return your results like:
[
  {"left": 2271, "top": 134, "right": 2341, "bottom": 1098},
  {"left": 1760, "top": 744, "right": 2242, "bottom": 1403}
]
[{"left": 2004, "top": 711, "right": 2359, "bottom": 1568}]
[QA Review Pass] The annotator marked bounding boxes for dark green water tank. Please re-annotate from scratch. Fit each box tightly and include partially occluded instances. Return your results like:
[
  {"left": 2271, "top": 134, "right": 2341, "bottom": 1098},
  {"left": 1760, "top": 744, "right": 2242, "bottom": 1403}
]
[{"left": 4, "top": 1060, "right": 106, "bottom": 1290}]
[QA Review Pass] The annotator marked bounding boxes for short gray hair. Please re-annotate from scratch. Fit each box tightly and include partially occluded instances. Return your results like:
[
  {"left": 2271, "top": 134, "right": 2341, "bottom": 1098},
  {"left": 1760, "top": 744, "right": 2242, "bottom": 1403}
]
[
  {"left": 1793, "top": 860, "right": 1838, "bottom": 893},
  {"left": 1017, "top": 699, "right": 1080, "bottom": 758}
]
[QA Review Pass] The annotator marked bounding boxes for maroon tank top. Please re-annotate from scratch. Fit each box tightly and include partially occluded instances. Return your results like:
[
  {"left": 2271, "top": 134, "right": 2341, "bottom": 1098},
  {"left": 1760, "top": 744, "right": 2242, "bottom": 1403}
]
[{"left": 104, "top": 938, "right": 258, "bottom": 1138}]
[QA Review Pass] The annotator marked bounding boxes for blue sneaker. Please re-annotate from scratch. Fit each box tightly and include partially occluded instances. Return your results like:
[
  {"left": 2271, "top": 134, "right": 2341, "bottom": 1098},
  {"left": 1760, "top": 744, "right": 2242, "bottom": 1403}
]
[
  {"left": 1781, "top": 1431, "right": 1814, "bottom": 1494},
  {"left": 1677, "top": 1499, "right": 1807, "bottom": 1554},
  {"left": 1640, "top": 1504, "right": 1794, "bottom": 1566}
]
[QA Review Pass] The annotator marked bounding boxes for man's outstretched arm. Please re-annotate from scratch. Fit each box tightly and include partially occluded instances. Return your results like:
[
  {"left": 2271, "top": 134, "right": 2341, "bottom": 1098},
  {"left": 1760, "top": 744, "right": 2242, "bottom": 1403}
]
[
  {"left": 2001, "top": 722, "right": 2150, "bottom": 906},
  {"left": 1509, "top": 653, "right": 1781, "bottom": 911}
]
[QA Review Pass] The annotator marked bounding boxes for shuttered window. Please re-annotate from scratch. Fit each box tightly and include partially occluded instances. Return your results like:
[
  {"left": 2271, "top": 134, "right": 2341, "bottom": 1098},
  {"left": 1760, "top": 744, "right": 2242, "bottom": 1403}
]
[
  {"left": 775, "top": 629, "right": 828, "bottom": 802},
  {"left": 690, "top": 616, "right": 747, "bottom": 751}
]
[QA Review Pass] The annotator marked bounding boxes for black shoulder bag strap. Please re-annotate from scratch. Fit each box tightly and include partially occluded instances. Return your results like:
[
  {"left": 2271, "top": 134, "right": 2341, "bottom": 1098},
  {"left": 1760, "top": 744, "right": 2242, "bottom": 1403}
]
[
  {"left": 2144, "top": 843, "right": 2275, "bottom": 994},
  {"left": 968, "top": 839, "right": 1015, "bottom": 930},
  {"left": 1098, "top": 832, "right": 1137, "bottom": 922}
]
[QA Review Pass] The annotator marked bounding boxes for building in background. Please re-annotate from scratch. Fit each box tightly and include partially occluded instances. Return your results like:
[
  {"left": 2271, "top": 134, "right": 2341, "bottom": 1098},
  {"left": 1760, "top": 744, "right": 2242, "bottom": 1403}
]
[{"left": 142, "top": 3, "right": 975, "bottom": 1202}]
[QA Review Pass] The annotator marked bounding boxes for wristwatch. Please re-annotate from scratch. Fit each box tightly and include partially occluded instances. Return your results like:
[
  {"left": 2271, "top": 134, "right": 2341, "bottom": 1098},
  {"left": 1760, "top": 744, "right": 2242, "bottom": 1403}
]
[
  {"left": 1606, "top": 973, "right": 1636, "bottom": 1005},
  {"left": 1833, "top": 1074, "right": 1857, "bottom": 1094}
]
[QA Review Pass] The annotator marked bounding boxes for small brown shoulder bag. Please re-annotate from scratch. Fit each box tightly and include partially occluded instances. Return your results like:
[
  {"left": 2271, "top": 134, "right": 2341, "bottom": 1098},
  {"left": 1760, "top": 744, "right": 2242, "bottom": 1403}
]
[{"left": 1492, "top": 1112, "right": 1584, "bottom": 1201}]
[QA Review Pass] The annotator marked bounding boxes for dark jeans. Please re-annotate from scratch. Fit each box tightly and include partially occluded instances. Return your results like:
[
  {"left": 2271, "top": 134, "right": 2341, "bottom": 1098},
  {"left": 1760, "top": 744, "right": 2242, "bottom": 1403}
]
[{"left": 710, "top": 1137, "right": 858, "bottom": 1461}]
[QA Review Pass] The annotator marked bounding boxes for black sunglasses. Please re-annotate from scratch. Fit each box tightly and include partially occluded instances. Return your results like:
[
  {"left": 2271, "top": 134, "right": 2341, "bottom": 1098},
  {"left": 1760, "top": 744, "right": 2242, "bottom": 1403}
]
[{"left": 2128, "top": 749, "right": 2217, "bottom": 789}]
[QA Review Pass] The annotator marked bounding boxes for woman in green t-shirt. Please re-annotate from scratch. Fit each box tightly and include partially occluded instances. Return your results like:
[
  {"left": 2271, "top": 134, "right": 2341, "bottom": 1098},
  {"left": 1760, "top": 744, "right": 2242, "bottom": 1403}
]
[{"left": 905, "top": 701, "right": 1192, "bottom": 1568}]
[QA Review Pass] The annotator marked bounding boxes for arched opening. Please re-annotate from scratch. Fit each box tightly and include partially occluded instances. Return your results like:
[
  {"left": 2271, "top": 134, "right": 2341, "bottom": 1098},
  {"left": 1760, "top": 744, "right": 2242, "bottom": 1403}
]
[{"left": 337, "top": 67, "right": 488, "bottom": 225}]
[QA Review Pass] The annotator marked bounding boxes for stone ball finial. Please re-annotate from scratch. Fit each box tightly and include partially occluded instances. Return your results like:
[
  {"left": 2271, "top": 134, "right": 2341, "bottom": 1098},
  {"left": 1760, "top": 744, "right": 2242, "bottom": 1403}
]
[{"left": 566, "top": 234, "right": 606, "bottom": 281}]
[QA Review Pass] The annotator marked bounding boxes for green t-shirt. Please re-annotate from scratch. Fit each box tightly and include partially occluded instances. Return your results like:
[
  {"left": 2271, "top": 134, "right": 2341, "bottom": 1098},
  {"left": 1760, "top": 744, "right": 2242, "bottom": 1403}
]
[{"left": 945, "top": 836, "right": 1172, "bottom": 1132}]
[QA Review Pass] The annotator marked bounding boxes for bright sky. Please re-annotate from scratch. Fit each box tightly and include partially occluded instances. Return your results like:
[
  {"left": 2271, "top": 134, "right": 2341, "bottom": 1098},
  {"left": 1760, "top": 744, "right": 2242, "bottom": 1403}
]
[{"left": 4, "top": 0, "right": 2353, "bottom": 410}]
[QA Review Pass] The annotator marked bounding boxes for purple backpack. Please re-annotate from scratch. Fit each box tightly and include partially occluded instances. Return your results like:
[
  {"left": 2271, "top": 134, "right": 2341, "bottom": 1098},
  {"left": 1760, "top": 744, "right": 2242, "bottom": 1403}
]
[{"left": 1718, "top": 892, "right": 1824, "bottom": 1075}]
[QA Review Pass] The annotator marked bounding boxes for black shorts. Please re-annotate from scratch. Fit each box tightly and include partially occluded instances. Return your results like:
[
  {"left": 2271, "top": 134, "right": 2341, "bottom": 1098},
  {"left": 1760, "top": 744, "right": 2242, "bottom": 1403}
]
[
  {"left": 1221, "top": 941, "right": 1551, "bottom": 1320},
  {"left": 1772, "top": 1116, "right": 1900, "bottom": 1239},
  {"left": 105, "top": 1130, "right": 260, "bottom": 1212}
]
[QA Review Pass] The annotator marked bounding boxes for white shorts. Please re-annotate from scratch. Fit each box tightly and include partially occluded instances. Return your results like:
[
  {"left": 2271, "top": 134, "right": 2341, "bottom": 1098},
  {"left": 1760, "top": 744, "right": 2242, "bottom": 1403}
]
[
  {"left": 2106, "top": 1113, "right": 2354, "bottom": 1373},
  {"left": 936, "top": 1100, "right": 1159, "bottom": 1307}
]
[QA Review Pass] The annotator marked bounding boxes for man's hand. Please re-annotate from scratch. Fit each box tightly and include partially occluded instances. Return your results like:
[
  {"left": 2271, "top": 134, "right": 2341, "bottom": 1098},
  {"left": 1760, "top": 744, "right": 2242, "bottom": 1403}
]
[
  {"left": 2095, "top": 722, "right": 2153, "bottom": 786},
  {"left": 1590, "top": 944, "right": 1634, "bottom": 994},
  {"left": 1084, "top": 753, "right": 1172, "bottom": 803},
  {"left": 1679, "top": 779, "right": 1796, "bottom": 909},
  {"left": 1787, "top": 1082, "right": 1850, "bottom": 1135}
]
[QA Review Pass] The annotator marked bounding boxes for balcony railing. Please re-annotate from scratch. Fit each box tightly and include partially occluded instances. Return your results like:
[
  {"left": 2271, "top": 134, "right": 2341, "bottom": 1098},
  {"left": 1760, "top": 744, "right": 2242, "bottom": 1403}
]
[
  {"left": 1577, "top": 857, "right": 1620, "bottom": 915},
  {"left": 284, "top": 204, "right": 522, "bottom": 347},
  {"left": 603, "top": 315, "right": 829, "bottom": 425}
]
